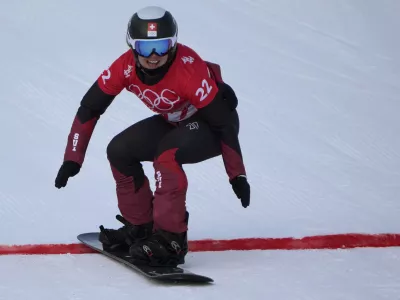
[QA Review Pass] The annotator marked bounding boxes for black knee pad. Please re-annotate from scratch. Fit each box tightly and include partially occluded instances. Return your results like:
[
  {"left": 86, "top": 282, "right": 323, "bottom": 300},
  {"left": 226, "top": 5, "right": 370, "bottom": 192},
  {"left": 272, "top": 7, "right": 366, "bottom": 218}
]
[
  {"left": 107, "top": 136, "right": 145, "bottom": 186},
  {"left": 106, "top": 135, "right": 125, "bottom": 165}
]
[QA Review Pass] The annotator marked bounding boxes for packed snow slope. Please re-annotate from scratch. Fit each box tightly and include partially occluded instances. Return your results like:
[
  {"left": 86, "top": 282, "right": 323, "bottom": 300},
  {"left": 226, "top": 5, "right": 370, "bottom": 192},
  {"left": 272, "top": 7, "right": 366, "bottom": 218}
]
[
  {"left": 2, "top": 248, "right": 400, "bottom": 299},
  {"left": 1, "top": 0, "right": 399, "bottom": 245}
]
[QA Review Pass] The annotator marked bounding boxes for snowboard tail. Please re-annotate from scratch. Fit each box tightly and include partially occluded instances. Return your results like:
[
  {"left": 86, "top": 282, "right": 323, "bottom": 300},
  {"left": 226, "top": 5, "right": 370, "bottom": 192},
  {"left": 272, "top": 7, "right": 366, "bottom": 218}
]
[{"left": 77, "top": 232, "right": 213, "bottom": 283}]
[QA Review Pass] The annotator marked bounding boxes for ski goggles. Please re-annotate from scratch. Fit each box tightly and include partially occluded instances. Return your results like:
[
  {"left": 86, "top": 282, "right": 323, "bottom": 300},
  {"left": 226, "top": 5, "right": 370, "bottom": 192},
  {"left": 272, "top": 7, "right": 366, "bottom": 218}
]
[{"left": 126, "top": 33, "right": 177, "bottom": 58}]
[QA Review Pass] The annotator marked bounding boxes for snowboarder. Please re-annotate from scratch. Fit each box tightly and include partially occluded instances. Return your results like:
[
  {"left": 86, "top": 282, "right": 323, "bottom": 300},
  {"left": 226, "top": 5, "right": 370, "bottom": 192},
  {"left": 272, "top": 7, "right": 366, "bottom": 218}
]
[{"left": 55, "top": 6, "right": 250, "bottom": 267}]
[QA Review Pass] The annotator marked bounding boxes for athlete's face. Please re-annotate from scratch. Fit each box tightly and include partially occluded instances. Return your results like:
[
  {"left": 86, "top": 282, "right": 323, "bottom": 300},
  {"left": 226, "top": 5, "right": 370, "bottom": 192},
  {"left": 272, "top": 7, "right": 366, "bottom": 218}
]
[{"left": 138, "top": 53, "right": 169, "bottom": 70}]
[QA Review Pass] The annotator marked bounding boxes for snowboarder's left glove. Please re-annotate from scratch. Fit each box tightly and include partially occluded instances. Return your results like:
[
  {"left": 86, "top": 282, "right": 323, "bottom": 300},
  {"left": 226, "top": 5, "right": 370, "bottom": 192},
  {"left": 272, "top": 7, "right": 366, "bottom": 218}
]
[
  {"left": 55, "top": 160, "right": 81, "bottom": 188},
  {"left": 230, "top": 175, "right": 250, "bottom": 208}
]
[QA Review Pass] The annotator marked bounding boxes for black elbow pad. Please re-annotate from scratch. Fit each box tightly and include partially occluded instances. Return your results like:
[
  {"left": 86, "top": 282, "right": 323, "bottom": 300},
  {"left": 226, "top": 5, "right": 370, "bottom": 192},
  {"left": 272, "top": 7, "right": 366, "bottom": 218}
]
[
  {"left": 77, "top": 81, "right": 115, "bottom": 123},
  {"left": 219, "top": 82, "right": 238, "bottom": 111}
]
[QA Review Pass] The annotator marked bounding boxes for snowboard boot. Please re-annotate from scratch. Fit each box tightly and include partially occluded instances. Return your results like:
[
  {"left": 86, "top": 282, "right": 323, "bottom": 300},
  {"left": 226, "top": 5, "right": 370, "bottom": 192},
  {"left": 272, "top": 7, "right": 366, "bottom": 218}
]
[
  {"left": 128, "top": 229, "right": 188, "bottom": 267},
  {"left": 128, "top": 211, "right": 189, "bottom": 267},
  {"left": 98, "top": 214, "right": 153, "bottom": 252}
]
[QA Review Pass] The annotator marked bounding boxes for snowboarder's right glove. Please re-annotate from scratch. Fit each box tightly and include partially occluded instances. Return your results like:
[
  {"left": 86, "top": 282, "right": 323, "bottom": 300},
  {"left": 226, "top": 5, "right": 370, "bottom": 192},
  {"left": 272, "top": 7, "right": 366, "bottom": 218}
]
[
  {"left": 230, "top": 175, "right": 250, "bottom": 208},
  {"left": 55, "top": 161, "right": 81, "bottom": 188}
]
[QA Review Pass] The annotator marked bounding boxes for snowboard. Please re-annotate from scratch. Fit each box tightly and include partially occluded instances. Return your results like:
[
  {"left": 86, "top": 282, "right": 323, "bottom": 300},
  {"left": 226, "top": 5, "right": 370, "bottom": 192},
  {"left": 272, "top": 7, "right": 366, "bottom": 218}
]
[{"left": 77, "top": 232, "right": 214, "bottom": 284}]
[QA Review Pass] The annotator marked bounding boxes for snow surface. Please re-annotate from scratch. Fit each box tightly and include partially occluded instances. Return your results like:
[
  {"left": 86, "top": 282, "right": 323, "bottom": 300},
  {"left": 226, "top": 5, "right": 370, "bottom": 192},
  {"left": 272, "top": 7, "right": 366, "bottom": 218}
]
[
  {"left": 1, "top": 0, "right": 400, "bottom": 298},
  {"left": 1, "top": 249, "right": 400, "bottom": 300}
]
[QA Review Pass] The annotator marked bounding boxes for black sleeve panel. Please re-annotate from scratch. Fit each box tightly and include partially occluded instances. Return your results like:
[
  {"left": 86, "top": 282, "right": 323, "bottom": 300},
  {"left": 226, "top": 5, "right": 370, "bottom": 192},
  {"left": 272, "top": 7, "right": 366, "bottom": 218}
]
[
  {"left": 196, "top": 86, "right": 246, "bottom": 179},
  {"left": 63, "top": 80, "right": 116, "bottom": 165},
  {"left": 197, "top": 88, "right": 240, "bottom": 148},
  {"left": 77, "top": 80, "right": 116, "bottom": 123}
]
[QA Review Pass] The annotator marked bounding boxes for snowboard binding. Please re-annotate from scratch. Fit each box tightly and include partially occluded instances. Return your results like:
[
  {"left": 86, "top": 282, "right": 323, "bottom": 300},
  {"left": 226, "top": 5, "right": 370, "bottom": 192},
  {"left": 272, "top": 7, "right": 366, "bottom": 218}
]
[{"left": 99, "top": 215, "right": 152, "bottom": 252}]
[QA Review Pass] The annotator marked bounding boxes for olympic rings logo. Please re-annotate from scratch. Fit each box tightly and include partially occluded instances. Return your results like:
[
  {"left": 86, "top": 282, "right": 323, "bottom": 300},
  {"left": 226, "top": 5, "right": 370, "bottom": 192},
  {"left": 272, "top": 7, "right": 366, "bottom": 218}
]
[{"left": 128, "top": 84, "right": 180, "bottom": 112}]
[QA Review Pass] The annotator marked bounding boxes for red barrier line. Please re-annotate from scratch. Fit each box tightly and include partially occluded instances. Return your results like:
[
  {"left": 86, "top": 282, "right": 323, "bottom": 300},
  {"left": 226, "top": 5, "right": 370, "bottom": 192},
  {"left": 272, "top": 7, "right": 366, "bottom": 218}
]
[{"left": 1, "top": 233, "right": 400, "bottom": 255}]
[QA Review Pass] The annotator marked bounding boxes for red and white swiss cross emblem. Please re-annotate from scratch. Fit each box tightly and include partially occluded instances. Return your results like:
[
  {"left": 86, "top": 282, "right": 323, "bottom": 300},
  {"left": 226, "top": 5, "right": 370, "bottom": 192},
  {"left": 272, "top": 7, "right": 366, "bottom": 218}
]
[{"left": 147, "top": 23, "right": 157, "bottom": 37}]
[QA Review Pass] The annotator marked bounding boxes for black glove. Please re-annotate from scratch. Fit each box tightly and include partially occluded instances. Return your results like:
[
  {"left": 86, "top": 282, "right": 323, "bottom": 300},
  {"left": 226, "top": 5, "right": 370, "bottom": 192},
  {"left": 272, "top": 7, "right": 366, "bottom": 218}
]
[
  {"left": 230, "top": 175, "right": 250, "bottom": 208},
  {"left": 55, "top": 161, "right": 81, "bottom": 188}
]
